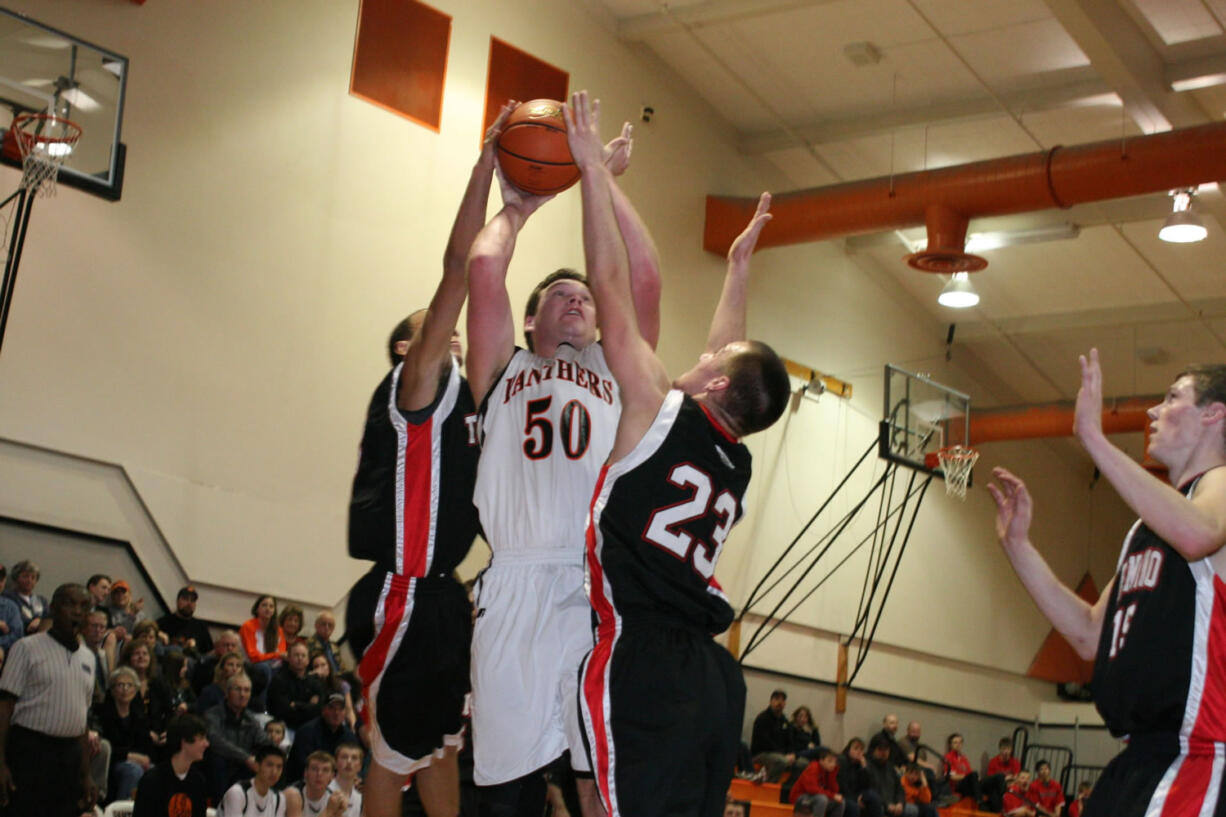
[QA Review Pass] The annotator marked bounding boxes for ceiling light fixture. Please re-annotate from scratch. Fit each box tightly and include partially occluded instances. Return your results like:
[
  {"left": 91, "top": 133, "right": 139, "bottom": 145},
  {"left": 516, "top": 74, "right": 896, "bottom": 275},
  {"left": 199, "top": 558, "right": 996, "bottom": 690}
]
[
  {"left": 937, "top": 272, "right": 979, "bottom": 308},
  {"left": 1159, "top": 189, "right": 1207, "bottom": 243}
]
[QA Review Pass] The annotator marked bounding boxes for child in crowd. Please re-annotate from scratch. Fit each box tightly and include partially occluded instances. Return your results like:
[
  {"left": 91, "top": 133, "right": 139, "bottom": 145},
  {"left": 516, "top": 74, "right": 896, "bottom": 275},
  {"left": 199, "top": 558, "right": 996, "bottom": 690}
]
[
  {"left": 789, "top": 747, "right": 844, "bottom": 817},
  {"left": 901, "top": 763, "right": 937, "bottom": 817},
  {"left": 1027, "top": 760, "right": 1064, "bottom": 817},
  {"left": 1067, "top": 781, "right": 1092, "bottom": 817},
  {"left": 330, "top": 741, "right": 365, "bottom": 817},
  {"left": 265, "top": 719, "right": 292, "bottom": 751},
  {"left": 1003, "top": 770, "right": 1036, "bottom": 817},
  {"left": 985, "top": 737, "right": 1021, "bottom": 811}
]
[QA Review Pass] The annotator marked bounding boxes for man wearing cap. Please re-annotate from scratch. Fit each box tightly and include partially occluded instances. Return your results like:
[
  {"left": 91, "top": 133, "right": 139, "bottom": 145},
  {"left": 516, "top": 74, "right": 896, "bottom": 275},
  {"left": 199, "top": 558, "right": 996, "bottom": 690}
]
[
  {"left": 105, "top": 580, "right": 145, "bottom": 635},
  {"left": 158, "top": 585, "right": 213, "bottom": 655},
  {"left": 286, "top": 693, "right": 358, "bottom": 783}
]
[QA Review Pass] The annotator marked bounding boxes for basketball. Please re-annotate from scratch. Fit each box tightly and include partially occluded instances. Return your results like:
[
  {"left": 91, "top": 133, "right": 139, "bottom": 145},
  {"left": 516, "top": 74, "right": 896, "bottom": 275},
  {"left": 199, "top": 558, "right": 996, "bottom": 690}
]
[{"left": 497, "top": 99, "right": 579, "bottom": 196}]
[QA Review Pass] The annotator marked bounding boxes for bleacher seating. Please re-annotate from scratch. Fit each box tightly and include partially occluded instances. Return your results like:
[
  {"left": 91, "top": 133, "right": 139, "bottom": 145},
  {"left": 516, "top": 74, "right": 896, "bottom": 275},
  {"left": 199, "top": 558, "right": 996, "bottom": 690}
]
[
  {"left": 1061, "top": 763, "right": 1105, "bottom": 799},
  {"left": 1022, "top": 743, "right": 1073, "bottom": 785}
]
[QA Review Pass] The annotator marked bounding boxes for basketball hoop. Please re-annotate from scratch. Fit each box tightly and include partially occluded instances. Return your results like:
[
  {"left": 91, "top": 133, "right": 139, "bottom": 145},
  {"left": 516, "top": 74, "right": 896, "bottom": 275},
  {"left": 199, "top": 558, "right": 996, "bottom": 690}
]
[
  {"left": 936, "top": 444, "right": 979, "bottom": 500},
  {"left": 8, "top": 113, "right": 82, "bottom": 196}
]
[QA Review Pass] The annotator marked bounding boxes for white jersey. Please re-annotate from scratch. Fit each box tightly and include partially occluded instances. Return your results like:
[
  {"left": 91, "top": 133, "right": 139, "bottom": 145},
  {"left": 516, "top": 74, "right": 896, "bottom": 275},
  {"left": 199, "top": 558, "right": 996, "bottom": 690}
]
[
  {"left": 474, "top": 343, "right": 620, "bottom": 557},
  {"left": 219, "top": 781, "right": 286, "bottom": 817},
  {"left": 328, "top": 780, "right": 362, "bottom": 817}
]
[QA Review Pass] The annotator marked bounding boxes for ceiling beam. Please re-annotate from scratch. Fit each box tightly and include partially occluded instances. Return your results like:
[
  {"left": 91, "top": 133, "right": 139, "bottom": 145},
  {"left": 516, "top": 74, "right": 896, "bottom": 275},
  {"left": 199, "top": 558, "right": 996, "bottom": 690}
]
[
  {"left": 617, "top": 0, "right": 839, "bottom": 41},
  {"left": 738, "top": 70, "right": 1111, "bottom": 155},
  {"left": 950, "top": 297, "right": 1226, "bottom": 340},
  {"left": 1042, "top": 0, "right": 1208, "bottom": 132}
]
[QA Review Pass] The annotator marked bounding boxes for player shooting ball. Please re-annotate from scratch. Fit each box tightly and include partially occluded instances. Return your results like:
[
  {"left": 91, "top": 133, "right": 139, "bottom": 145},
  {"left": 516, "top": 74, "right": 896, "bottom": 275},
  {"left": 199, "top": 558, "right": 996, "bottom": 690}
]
[{"left": 563, "top": 89, "right": 790, "bottom": 817}]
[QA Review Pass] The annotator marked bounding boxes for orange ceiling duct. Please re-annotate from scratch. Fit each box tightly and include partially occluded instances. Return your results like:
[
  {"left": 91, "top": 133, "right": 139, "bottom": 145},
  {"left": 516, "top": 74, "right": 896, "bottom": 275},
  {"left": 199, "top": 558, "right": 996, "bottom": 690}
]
[
  {"left": 968, "top": 400, "right": 1153, "bottom": 446},
  {"left": 705, "top": 120, "right": 1226, "bottom": 271}
]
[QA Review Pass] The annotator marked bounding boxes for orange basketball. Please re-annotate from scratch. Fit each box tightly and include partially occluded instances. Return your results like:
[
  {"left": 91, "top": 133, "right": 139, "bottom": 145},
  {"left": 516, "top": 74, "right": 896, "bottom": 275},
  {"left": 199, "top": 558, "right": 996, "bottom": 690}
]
[{"left": 497, "top": 99, "right": 579, "bottom": 196}]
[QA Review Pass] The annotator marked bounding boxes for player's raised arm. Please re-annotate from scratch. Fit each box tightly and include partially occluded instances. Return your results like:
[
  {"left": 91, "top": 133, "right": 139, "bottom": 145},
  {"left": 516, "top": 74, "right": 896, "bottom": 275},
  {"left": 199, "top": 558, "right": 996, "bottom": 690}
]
[
  {"left": 1073, "top": 349, "right": 1226, "bottom": 563},
  {"left": 703, "top": 192, "right": 771, "bottom": 354},
  {"left": 602, "top": 123, "right": 662, "bottom": 350},
  {"left": 564, "top": 91, "right": 668, "bottom": 413},
  {"left": 986, "top": 467, "right": 1110, "bottom": 659},
  {"left": 465, "top": 155, "right": 554, "bottom": 407},
  {"left": 399, "top": 102, "right": 515, "bottom": 411}
]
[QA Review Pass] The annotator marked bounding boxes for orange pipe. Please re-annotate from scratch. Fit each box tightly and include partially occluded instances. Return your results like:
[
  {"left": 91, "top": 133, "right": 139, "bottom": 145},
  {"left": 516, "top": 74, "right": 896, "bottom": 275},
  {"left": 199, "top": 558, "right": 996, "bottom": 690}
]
[
  {"left": 705, "top": 121, "right": 1226, "bottom": 257},
  {"left": 967, "top": 400, "right": 1154, "bottom": 446}
]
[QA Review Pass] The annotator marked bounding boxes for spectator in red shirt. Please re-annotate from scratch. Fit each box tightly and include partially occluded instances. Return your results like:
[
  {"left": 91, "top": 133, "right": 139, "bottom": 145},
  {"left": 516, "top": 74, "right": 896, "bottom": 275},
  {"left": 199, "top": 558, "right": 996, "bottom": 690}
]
[
  {"left": 985, "top": 737, "right": 1020, "bottom": 812},
  {"left": 791, "top": 748, "right": 845, "bottom": 817},
  {"left": 1003, "top": 771, "right": 1036, "bottom": 817},
  {"left": 900, "top": 764, "right": 936, "bottom": 817},
  {"left": 1027, "top": 760, "right": 1064, "bottom": 817},
  {"left": 1067, "top": 781, "right": 1091, "bottom": 817},
  {"left": 943, "top": 733, "right": 983, "bottom": 808}
]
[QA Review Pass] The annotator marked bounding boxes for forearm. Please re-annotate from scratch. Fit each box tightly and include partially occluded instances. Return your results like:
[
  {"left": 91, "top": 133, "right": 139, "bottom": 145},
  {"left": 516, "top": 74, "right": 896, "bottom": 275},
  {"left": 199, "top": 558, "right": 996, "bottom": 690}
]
[
  {"left": 1080, "top": 430, "right": 1225, "bottom": 558},
  {"left": 443, "top": 155, "right": 496, "bottom": 275},
  {"left": 1001, "top": 538, "right": 1100, "bottom": 659},
  {"left": 705, "top": 261, "right": 749, "bottom": 353},
  {"left": 580, "top": 165, "right": 635, "bottom": 334},
  {"left": 607, "top": 181, "right": 660, "bottom": 348}
]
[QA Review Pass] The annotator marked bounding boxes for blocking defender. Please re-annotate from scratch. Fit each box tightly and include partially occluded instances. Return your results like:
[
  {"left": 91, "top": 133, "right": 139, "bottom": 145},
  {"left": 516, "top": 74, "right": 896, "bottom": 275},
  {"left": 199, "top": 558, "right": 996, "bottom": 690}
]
[
  {"left": 345, "top": 103, "right": 516, "bottom": 817},
  {"left": 464, "top": 108, "right": 658, "bottom": 816},
  {"left": 989, "top": 351, "right": 1226, "bottom": 817},
  {"left": 564, "top": 90, "right": 790, "bottom": 817}
]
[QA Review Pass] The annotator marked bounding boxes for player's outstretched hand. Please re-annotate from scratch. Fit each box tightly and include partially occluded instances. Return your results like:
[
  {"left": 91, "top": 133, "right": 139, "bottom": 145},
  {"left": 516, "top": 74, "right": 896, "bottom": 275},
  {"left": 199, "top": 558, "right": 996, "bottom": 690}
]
[
  {"left": 729, "top": 192, "right": 772, "bottom": 265},
  {"left": 563, "top": 90, "right": 605, "bottom": 171},
  {"left": 494, "top": 161, "right": 553, "bottom": 218},
  {"left": 482, "top": 99, "right": 518, "bottom": 162},
  {"left": 1074, "top": 348, "right": 1104, "bottom": 443},
  {"left": 986, "top": 467, "right": 1033, "bottom": 548},
  {"left": 603, "top": 122, "right": 633, "bottom": 177}
]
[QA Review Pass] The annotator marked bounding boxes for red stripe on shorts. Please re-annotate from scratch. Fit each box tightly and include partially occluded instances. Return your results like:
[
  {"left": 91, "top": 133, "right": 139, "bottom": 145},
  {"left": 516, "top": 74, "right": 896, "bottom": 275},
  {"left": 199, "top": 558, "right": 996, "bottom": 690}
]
[{"left": 357, "top": 576, "right": 410, "bottom": 695}]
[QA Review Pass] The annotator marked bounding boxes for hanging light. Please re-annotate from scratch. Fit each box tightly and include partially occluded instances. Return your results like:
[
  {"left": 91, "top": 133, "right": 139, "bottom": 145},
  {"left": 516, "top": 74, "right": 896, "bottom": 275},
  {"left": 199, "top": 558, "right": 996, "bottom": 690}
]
[
  {"left": 938, "top": 272, "right": 979, "bottom": 308},
  {"left": 1159, "top": 189, "right": 1207, "bottom": 243}
]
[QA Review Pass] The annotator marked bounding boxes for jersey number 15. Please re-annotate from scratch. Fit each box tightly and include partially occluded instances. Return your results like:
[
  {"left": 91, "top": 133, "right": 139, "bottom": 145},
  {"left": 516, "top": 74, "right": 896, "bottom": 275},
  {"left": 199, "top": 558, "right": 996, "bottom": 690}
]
[{"left": 643, "top": 463, "right": 736, "bottom": 580}]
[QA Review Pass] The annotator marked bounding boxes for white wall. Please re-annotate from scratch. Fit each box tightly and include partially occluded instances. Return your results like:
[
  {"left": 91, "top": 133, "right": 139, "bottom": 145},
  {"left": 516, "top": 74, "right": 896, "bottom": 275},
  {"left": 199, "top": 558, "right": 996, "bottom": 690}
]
[{"left": 1, "top": 0, "right": 1136, "bottom": 733}]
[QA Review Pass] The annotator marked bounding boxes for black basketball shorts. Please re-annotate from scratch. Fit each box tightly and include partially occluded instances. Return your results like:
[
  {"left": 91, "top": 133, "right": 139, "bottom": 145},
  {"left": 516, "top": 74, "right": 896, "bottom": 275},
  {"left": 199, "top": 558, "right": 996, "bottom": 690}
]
[
  {"left": 579, "top": 619, "right": 745, "bottom": 817},
  {"left": 1085, "top": 733, "right": 1226, "bottom": 817},
  {"left": 347, "top": 567, "right": 472, "bottom": 775}
]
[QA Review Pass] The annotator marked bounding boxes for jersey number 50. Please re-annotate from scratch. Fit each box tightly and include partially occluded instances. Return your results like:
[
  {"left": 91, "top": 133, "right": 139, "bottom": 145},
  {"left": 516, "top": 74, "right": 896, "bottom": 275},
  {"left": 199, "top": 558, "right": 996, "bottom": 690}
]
[
  {"left": 523, "top": 397, "right": 592, "bottom": 460},
  {"left": 643, "top": 464, "right": 736, "bottom": 580}
]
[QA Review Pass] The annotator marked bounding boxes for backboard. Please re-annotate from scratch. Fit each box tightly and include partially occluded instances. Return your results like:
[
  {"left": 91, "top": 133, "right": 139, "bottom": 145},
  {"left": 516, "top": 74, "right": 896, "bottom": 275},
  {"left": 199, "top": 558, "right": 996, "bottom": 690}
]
[
  {"left": 0, "top": 7, "right": 128, "bottom": 200},
  {"left": 879, "top": 364, "right": 971, "bottom": 478}
]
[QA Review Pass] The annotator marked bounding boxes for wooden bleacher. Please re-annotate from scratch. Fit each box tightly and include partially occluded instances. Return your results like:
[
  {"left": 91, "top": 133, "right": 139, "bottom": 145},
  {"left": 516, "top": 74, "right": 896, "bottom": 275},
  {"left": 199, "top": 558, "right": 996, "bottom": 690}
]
[{"left": 728, "top": 779, "right": 996, "bottom": 817}]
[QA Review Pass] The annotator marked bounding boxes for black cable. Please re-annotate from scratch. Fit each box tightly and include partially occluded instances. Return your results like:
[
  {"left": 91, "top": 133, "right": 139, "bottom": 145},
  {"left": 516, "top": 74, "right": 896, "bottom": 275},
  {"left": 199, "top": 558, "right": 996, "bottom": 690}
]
[
  {"left": 740, "top": 466, "right": 892, "bottom": 661},
  {"left": 852, "top": 467, "right": 916, "bottom": 669},
  {"left": 749, "top": 477, "right": 934, "bottom": 654},
  {"left": 849, "top": 475, "right": 932, "bottom": 684},
  {"left": 739, "top": 437, "right": 878, "bottom": 617}
]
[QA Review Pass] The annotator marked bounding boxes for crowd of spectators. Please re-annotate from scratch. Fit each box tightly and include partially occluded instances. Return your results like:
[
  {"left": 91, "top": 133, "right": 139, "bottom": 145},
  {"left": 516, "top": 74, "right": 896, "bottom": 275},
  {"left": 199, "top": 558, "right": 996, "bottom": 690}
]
[
  {"left": 0, "top": 565, "right": 1095, "bottom": 817},
  {"left": 745, "top": 689, "right": 1092, "bottom": 817},
  {"left": 0, "top": 564, "right": 369, "bottom": 815}
]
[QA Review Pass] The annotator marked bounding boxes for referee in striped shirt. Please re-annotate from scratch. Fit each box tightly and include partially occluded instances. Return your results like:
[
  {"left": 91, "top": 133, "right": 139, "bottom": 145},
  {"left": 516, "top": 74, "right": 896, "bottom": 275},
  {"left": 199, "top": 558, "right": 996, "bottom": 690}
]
[{"left": 0, "top": 583, "right": 97, "bottom": 816}]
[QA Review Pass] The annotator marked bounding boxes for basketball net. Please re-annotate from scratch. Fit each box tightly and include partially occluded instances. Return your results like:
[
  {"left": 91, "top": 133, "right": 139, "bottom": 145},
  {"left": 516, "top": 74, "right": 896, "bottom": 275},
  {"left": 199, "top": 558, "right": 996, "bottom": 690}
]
[
  {"left": 11, "top": 113, "right": 82, "bottom": 197},
  {"left": 936, "top": 445, "right": 979, "bottom": 500}
]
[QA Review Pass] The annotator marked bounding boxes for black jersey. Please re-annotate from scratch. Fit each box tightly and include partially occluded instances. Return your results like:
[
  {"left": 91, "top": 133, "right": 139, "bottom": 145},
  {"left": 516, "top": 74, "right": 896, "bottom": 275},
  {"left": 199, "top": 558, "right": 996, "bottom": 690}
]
[
  {"left": 586, "top": 390, "right": 750, "bottom": 634},
  {"left": 1092, "top": 477, "right": 1226, "bottom": 742},
  {"left": 348, "top": 359, "right": 480, "bottom": 576}
]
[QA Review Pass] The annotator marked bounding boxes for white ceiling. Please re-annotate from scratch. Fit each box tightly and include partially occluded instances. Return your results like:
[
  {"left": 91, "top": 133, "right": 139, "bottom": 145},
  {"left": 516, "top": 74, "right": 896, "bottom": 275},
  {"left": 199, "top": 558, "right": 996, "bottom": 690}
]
[{"left": 590, "top": 0, "right": 1226, "bottom": 410}]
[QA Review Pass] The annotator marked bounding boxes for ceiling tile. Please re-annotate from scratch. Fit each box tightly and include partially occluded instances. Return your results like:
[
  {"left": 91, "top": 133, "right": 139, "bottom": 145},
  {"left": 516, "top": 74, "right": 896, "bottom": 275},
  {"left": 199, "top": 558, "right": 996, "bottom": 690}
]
[
  {"left": 946, "top": 18, "right": 1090, "bottom": 85},
  {"left": 1129, "top": 0, "right": 1224, "bottom": 46},
  {"left": 911, "top": 0, "right": 1053, "bottom": 36}
]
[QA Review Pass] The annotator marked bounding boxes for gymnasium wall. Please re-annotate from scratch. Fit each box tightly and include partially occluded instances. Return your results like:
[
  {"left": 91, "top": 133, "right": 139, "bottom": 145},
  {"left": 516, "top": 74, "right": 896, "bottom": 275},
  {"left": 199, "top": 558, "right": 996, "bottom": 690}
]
[{"left": 0, "top": 0, "right": 1137, "bottom": 730}]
